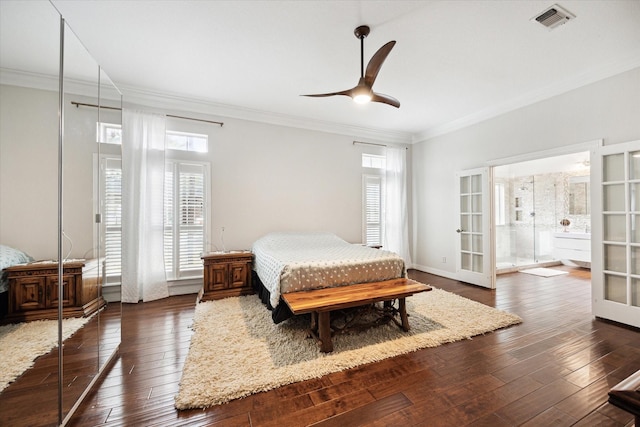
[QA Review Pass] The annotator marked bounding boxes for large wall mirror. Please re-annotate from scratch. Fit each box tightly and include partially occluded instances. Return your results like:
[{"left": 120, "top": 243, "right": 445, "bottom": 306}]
[{"left": 0, "top": 1, "right": 122, "bottom": 425}]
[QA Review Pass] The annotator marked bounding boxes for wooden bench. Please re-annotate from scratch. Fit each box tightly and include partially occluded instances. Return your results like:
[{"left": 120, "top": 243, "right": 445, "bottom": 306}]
[
  {"left": 282, "top": 278, "right": 431, "bottom": 352},
  {"left": 608, "top": 369, "right": 640, "bottom": 426}
]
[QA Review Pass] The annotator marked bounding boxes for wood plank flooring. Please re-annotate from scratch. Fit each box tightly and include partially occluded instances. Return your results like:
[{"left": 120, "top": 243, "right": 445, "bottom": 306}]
[
  {"left": 0, "top": 302, "right": 121, "bottom": 427},
  {"left": 6, "top": 266, "right": 640, "bottom": 426},
  {"left": 72, "top": 267, "right": 640, "bottom": 426}
]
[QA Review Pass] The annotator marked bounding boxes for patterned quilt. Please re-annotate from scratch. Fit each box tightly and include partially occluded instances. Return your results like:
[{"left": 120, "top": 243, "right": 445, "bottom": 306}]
[
  {"left": 0, "top": 245, "right": 34, "bottom": 293},
  {"left": 252, "top": 232, "right": 405, "bottom": 308}
]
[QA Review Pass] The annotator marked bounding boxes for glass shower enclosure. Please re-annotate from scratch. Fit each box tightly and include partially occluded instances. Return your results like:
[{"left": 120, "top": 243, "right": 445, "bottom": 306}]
[
  {"left": 496, "top": 175, "right": 558, "bottom": 271},
  {"left": 494, "top": 153, "right": 591, "bottom": 274}
]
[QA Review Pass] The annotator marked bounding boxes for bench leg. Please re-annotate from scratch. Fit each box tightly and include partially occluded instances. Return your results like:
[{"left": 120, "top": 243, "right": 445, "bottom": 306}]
[
  {"left": 318, "top": 311, "right": 333, "bottom": 353},
  {"left": 308, "top": 312, "right": 318, "bottom": 339},
  {"left": 399, "top": 297, "right": 410, "bottom": 331}
]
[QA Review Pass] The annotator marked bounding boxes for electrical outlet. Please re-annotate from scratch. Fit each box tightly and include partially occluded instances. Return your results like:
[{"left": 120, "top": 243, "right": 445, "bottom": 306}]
[{"left": 442, "top": 257, "right": 447, "bottom": 263}]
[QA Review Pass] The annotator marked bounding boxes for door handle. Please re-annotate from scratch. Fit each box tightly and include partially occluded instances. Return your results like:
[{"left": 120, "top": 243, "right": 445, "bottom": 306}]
[{"left": 456, "top": 229, "right": 464, "bottom": 233}]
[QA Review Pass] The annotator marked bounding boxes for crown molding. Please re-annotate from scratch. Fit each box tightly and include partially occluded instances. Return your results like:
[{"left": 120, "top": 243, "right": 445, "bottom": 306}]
[
  {"left": 412, "top": 51, "right": 640, "bottom": 144},
  {"left": 1, "top": 67, "right": 411, "bottom": 143},
  {"left": 119, "top": 84, "right": 413, "bottom": 144},
  {"left": 0, "top": 67, "right": 121, "bottom": 100},
  {"left": 0, "top": 68, "right": 58, "bottom": 92},
  {"left": 6, "top": 49, "right": 638, "bottom": 147}
]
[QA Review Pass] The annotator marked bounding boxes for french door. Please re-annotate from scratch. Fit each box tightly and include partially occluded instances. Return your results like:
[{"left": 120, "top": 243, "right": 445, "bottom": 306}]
[
  {"left": 592, "top": 140, "right": 640, "bottom": 328},
  {"left": 455, "top": 167, "right": 495, "bottom": 288}
]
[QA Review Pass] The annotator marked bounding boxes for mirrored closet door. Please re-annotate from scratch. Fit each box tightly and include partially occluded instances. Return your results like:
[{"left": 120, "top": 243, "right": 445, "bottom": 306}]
[{"left": 0, "top": 1, "right": 122, "bottom": 425}]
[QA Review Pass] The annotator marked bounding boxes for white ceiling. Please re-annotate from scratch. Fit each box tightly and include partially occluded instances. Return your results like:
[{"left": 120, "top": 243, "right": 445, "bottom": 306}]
[{"left": 4, "top": 1, "right": 640, "bottom": 143}]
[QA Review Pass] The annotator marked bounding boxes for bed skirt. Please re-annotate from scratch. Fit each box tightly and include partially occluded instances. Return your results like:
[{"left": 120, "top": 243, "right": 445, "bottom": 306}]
[{"left": 252, "top": 270, "right": 294, "bottom": 324}]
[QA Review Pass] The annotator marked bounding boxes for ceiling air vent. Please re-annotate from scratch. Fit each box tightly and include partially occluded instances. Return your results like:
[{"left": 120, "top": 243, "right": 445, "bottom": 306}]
[{"left": 533, "top": 4, "right": 576, "bottom": 29}]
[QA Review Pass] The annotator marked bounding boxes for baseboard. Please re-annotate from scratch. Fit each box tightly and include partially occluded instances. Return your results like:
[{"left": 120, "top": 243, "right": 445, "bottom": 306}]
[
  {"left": 410, "top": 264, "right": 459, "bottom": 281},
  {"left": 102, "top": 280, "right": 201, "bottom": 302},
  {"left": 168, "top": 280, "right": 201, "bottom": 296},
  {"left": 102, "top": 285, "right": 121, "bottom": 303}
]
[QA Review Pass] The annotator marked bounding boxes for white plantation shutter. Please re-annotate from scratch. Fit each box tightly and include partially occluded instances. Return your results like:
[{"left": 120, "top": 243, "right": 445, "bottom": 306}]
[
  {"left": 164, "top": 161, "right": 207, "bottom": 279},
  {"left": 103, "top": 158, "right": 122, "bottom": 281},
  {"left": 101, "top": 157, "right": 208, "bottom": 282},
  {"left": 177, "top": 163, "right": 205, "bottom": 273},
  {"left": 164, "top": 167, "right": 174, "bottom": 275},
  {"left": 363, "top": 174, "right": 384, "bottom": 246}
]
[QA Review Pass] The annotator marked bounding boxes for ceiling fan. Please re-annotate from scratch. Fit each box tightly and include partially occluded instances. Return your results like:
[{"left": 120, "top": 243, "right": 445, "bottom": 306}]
[{"left": 302, "top": 25, "right": 400, "bottom": 108}]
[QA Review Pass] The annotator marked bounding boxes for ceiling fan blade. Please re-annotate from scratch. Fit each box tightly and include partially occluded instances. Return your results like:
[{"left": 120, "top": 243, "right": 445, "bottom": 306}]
[
  {"left": 371, "top": 92, "right": 400, "bottom": 108},
  {"left": 301, "top": 89, "right": 353, "bottom": 98},
  {"left": 364, "top": 40, "right": 396, "bottom": 86}
]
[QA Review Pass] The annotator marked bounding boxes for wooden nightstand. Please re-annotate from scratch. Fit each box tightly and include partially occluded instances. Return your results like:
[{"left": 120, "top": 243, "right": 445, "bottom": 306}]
[
  {"left": 2, "top": 259, "right": 106, "bottom": 323},
  {"left": 199, "top": 251, "right": 253, "bottom": 302}
]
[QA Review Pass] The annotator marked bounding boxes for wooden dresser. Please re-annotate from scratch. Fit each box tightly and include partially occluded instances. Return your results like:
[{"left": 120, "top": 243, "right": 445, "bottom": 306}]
[
  {"left": 199, "top": 251, "right": 253, "bottom": 302},
  {"left": 2, "top": 259, "right": 106, "bottom": 323}
]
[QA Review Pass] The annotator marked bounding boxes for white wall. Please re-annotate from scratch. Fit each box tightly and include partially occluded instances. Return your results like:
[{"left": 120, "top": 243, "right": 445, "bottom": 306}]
[
  {"left": 412, "top": 67, "right": 640, "bottom": 277},
  {"left": 0, "top": 84, "right": 59, "bottom": 259},
  {"left": 1, "top": 83, "right": 400, "bottom": 263}
]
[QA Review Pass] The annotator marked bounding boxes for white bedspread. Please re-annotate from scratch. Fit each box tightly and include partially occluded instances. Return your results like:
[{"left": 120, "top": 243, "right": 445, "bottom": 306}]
[{"left": 252, "top": 232, "right": 405, "bottom": 308}]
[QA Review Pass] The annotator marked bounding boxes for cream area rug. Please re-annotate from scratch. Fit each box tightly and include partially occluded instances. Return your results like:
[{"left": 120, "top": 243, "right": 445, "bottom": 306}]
[
  {"left": 520, "top": 267, "right": 569, "bottom": 277},
  {"left": 0, "top": 316, "right": 90, "bottom": 391},
  {"left": 175, "top": 288, "right": 522, "bottom": 409}
]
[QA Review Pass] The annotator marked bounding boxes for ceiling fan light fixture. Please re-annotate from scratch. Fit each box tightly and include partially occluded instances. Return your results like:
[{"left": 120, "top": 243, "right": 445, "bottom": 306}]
[
  {"left": 352, "top": 79, "right": 372, "bottom": 104},
  {"left": 353, "top": 94, "right": 372, "bottom": 104},
  {"left": 301, "top": 25, "right": 399, "bottom": 108}
]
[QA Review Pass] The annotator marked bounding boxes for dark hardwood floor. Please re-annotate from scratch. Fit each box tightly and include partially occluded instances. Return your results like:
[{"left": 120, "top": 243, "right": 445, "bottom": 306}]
[
  {"left": 4, "top": 266, "right": 640, "bottom": 426},
  {"left": 0, "top": 302, "right": 121, "bottom": 427},
  {"left": 73, "top": 267, "right": 639, "bottom": 426}
]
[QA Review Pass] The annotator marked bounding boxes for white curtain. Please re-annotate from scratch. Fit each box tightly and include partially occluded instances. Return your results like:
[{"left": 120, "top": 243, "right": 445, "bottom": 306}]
[
  {"left": 384, "top": 146, "right": 412, "bottom": 265},
  {"left": 121, "top": 109, "right": 169, "bottom": 303}
]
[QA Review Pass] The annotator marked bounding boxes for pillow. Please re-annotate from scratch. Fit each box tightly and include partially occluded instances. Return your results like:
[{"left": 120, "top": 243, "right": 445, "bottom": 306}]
[
  {"left": 0, "top": 244, "right": 34, "bottom": 270},
  {"left": 0, "top": 245, "right": 34, "bottom": 294}
]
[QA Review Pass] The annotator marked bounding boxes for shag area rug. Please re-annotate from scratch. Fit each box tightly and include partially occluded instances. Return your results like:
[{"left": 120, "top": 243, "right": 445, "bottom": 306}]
[
  {"left": 175, "top": 288, "right": 522, "bottom": 409},
  {"left": 0, "top": 316, "right": 90, "bottom": 391}
]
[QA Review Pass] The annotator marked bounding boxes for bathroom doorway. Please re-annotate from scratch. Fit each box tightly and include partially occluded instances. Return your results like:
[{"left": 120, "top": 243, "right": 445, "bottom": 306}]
[{"left": 494, "top": 151, "right": 591, "bottom": 274}]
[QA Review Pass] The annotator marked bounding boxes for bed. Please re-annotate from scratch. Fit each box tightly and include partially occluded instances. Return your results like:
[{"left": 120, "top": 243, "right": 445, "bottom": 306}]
[
  {"left": 251, "top": 232, "right": 406, "bottom": 323},
  {"left": 0, "top": 245, "right": 35, "bottom": 318}
]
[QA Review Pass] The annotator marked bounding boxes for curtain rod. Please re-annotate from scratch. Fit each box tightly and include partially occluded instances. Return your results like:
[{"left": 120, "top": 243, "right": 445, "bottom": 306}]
[
  {"left": 71, "top": 101, "right": 224, "bottom": 126},
  {"left": 353, "top": 140, "right": 385, "bottom": 147},
  {"left": 353, "top": 140, "right": 408, "bottom": 149}
]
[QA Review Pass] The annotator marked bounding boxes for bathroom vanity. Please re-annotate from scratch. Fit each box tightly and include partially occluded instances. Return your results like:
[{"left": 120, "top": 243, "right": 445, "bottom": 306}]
[{"left": 553, "top": 232, "right": 591, "bottom": 268}]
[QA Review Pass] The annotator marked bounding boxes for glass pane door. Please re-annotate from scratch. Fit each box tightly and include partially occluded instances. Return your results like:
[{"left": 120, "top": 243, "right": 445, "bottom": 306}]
[
  {"left": 592, "top": 141, "right": 640, "bottom": 328},
  {"left": 456, "top": 168, "right": 494, "bottom": 288}
]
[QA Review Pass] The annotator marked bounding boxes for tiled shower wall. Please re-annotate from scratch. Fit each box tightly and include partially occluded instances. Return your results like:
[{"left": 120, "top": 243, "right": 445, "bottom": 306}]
[{"left": 496, "top": 171, "right": 590, "bottom": 264}]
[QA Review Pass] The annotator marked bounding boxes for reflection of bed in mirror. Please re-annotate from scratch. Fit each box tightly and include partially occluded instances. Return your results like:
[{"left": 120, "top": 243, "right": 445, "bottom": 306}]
[
  {"left": 0, "top": 246, "right": 106, "bottom": 324},
  {"left": 0, "top": 245, "right": 34, "bottom": 319}
]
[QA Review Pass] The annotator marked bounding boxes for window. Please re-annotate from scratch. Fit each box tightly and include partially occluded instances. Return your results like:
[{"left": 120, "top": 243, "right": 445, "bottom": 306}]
[
  {"left": 99, "top": 156, "right": 209, "bottom": 282},
  {"left": 96, "top": 123, "right": 208, "bottom": 153},
  {"left": 166, "top": 131, "right": 208, "bottom": 152},
  {"left": 363, "top": 174, "right": 385, "bottom": 246},
  {"left": 164, "top": 161, "right": 209, "bottom": 279},
  {"left": 362, "top": 153, "right": 386, "bottom": 246},
  {"left": 102, "top": 157, "right": 122, "bottom": 284},
  {"left": 97, "top": 122, "right": 122, "bottom": 145},
  {"left": 362, "top": 153, "right": 386, "bottom": 169}
]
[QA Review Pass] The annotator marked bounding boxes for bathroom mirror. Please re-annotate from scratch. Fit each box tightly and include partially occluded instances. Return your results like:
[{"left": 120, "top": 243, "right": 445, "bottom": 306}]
[{"left": 569, "top": 175, "right": 590, "bottom": 215}]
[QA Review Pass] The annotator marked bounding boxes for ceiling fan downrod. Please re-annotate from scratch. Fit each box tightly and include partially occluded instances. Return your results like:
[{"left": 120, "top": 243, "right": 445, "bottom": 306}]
[{"left": 354, "top": 25, "right": 370, "bottom": 78}]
